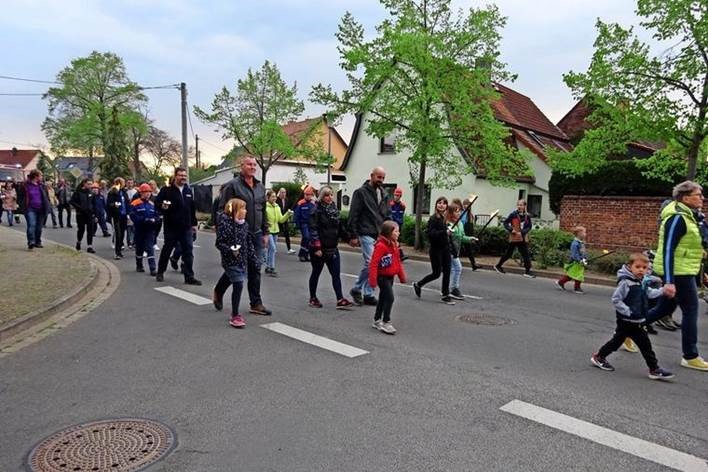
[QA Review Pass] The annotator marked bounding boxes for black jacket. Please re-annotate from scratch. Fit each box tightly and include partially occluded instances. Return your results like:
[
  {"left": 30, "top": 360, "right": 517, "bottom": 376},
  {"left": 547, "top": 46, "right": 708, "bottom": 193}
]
[
  {"left": 70, "top": 188, "right": 95, "bottom": 216},
  {"left": 106, "top": 188, "right": 129, "bottom": 219},
  {"left": 155, "top": 184, "right": 198, "bottom": 232},
  {"left": 220, "top": 174, "right": 267, "bottom": 234},
  {"left": 426, "top": 213, "right": 450, "bottom": 249},
  {"left": 347, "top": 181, "right": 391, "bottom": 238},
  {"left": 309, "top": 202, "right": 349, "bottom": 256}
]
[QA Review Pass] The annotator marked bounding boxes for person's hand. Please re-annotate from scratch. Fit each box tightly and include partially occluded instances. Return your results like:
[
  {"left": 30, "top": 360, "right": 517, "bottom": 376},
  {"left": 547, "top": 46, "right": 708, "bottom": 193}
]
[
  {"left": 470, "top": 236, "right": 479, "bottom": 242},
  {"left": 663, "top": 283, "right": 676, "bottom": 298},
  {"left": 349, "top": 238, "right": 360, "bottom": 247},
  {"left": 581, "top": 258, "right": 588, "bottom": 266},
  {"left": 314, "top": 250, "right": 323, "bottom": 258}
]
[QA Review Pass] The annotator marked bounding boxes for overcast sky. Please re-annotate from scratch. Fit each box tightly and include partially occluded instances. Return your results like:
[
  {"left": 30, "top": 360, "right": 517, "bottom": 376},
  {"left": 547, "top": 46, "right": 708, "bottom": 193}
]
[{"left": 0, "top": 0, "right": 641, "bottom": 165}]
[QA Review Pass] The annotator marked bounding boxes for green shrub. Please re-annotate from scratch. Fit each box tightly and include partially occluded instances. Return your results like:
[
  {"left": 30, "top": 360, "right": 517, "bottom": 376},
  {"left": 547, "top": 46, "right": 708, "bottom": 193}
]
[
  {"left": 400, "top": 215, "right": 428, "bottom": 249},
  {"left": 527, "top": 228, "right": 575, "bottom": 269},
  {"left": 587, "top": 250, "right": 629, "bottom": 275},
  {"left": 475, "top": 225, "right": 507, "bottom": 255}
]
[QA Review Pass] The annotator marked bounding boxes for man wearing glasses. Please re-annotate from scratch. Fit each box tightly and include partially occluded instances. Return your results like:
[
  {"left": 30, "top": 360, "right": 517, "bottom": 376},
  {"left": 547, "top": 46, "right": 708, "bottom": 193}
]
[{"left": 650, "top": 181, "right": 708, "bottom": 371}]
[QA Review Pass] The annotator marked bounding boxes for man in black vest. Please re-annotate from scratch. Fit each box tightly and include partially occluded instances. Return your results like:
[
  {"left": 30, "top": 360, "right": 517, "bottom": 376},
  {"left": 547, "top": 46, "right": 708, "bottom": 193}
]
[{"left": 155, "top": 167, "right": 201, "bottom": 285}]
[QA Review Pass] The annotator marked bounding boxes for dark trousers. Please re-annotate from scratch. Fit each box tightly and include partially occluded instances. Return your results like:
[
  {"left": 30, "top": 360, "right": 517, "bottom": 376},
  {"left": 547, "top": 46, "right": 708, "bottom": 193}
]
[
  {"left": 298, "top": 232, "right": 310, "bottom": 259},
  {"left": 558, "top": 274, "right": 581, "bottom": 290},
  {"left": 498, "top": 241, "right": 532, "bottom": 272},
  {"left": 309, "top": 249, "right": 343, "bottom": 299},
  {"left": 247, "top": 231, "right": 263, "bottom": 306},
  {"left": 111, "top": 215, "right": 127, "bottom": 256},
  {"left": 597, "top": 319, "right": 659, "bottom": 370},
  {"left": 280, "top": 221, "right": 292, "bottom": 251},
  {"left": 158, "top": 228, "right": 194, "bottom": 279},
  {"left": 418, "top": 245, "right": 451, "bottom": 296},
  {"left": 134, "top": 226, "right": 156, "bottom": 272},
  {"left": 375, "top": 276, "right": 395, "bottom": 323},
  {"left": 58, "top": 203, "right": 72, "bottom": 227},
  {"left": 76, "top": 213, "right": 94, "bottom": 246},
  {"left": 94, "top": 211, "right": 109, "bottom": 235},
  {"left": 215, "top": 273, "right": 244, "bottom": 315},
  {"left": 646, "top": 275, "right": 699, "bottom": 360}
]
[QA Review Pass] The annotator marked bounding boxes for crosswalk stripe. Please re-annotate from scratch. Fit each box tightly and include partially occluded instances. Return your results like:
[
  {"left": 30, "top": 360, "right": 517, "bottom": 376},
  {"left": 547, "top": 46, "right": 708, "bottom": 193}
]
[
  {"left": 261, "top": 322, "right": 369, "bottom": 358},
  {"left": 154, "top": 286, "right": 211, "bottom": 305},
  {"left": 500, "top": 400, "right": 708, "bottom": 472},
  {"left": 341, "top": 273, "right": 483, "bottom": 300}
]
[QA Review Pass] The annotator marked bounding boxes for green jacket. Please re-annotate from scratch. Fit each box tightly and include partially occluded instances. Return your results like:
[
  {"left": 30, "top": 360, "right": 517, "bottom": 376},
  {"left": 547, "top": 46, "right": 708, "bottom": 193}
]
[
  {"left": 448, "top": 222, "right": 473, "bottom": 257},
  {"left": 265, "top": 201, "right": 292, "bottom": 235},
  {"left": 654, "top": 201, "right": 702, "bottom": 279}
]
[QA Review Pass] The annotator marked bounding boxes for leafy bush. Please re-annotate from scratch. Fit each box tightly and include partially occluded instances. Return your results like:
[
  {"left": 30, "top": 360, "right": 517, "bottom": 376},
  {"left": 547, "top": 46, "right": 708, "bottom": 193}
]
[
  {"left": 527, "top": 228, "right": 575, "bottom": 269},
  {"left": 400, "top": 215, "right": 428, "bottom": 249},
  {"left": 587, "top": 250, "right": 629, "bottom": 275},
  {"left": 474, "top": 225, "right": 507, "bottom": 255}
]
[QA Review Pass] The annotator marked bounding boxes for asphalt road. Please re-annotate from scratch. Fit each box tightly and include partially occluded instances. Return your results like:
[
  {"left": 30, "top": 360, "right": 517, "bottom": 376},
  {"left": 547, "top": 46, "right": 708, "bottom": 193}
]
[{"left": 1, "top": 224, "right": 707, "bottom": 471}]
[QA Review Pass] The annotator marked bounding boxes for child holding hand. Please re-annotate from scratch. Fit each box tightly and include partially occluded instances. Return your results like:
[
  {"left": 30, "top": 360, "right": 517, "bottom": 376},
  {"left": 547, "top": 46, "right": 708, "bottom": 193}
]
[{"left": 368, "top": 221, "right": 406, "bottom": 335}]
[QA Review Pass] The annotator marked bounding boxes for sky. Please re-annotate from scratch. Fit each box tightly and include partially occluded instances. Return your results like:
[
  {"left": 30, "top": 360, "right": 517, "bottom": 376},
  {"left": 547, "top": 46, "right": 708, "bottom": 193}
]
[{"left": 0, "top": 0, "right": 643, "bottom": 166}]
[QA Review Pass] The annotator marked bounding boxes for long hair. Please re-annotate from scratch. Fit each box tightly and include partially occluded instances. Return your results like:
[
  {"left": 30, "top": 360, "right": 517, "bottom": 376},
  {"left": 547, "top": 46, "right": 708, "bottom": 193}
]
[
  {"left": 224, "top": 198, "right": 246, "bottom": 218},
  {"left": 434, "top": 196, "right": 448, "bottom": 218}
]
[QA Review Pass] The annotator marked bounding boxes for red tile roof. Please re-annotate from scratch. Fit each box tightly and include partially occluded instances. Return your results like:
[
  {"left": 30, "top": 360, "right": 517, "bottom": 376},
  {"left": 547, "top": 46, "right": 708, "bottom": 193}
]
[
  {"left": 0, "top": 149, "right": 41, "bottom": 168},
  {"left": 492, "top": 83, "right": 569, "bottom": 140}
]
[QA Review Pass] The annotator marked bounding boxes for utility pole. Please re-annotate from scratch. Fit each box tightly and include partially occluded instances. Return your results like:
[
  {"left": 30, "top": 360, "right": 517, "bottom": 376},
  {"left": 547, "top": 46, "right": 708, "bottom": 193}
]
[
  {"left": 180, "top": 82, "right": 189, "bottom": 180},
  {"left": 195, "top": 134, "right": 200, "bottom": 169},
  {"left": 327, "top": 125, "right": 332, "bottom": 186}
]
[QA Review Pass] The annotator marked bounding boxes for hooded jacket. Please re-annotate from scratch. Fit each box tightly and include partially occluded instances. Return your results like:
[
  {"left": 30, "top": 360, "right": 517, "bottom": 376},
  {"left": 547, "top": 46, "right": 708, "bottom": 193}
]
[
  {"left": 70, "top": 188, "right": 95, "bottom": 216},
  {"left": 611, "top": 265, "right": 664, "bottom": 323},
  {"left": 368, "top": 235, "right": 406, "bottom": 288}
]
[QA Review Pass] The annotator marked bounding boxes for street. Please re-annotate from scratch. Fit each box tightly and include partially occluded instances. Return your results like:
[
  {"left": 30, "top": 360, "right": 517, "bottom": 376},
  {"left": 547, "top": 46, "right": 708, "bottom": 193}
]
[{"left": 1, "top": 224, "right": 707, "bottom": 471}]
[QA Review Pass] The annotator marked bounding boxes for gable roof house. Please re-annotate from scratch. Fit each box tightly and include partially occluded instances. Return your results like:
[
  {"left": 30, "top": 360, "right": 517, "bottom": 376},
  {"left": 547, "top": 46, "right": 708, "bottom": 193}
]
[
  {"left": 0, "top": 148, "right": 42, "bottom": 181},
  {"left": 339, "top": 83, "right": 572, "bottom": 221}
]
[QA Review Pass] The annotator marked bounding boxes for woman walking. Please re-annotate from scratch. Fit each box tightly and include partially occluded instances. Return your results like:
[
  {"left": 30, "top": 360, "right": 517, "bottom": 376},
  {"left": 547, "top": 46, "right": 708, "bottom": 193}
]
[
  {"left": 413, "top": 196, "right": 455, "bottom": 305},
  {"left": 107, "top": 177, "right": 129, "bottom": 259},
  {"left": 2, "top": 182, "right": 18, "bottom": 226},
  {"left": 447, "top": 202, "right": 475, "bottom": 300},
  {"left": 264, "top": 189, "right": 293, "bottom": 276},
  {"left": 307, "top": 186, "right": 354, "bottom": 309},
  {"left": 70, "top": 178, "right": 96, "bottom": 253}
]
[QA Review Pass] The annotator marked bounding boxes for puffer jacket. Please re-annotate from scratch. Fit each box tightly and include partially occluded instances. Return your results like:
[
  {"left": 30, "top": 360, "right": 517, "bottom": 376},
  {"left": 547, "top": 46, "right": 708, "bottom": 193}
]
[{"left": 215, "top": 213, "right": 259, "bottom": 270}]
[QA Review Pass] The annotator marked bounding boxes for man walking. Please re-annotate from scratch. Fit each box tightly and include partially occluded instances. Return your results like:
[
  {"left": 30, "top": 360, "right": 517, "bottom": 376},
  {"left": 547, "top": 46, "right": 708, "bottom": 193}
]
[
  {"left": 218, "top": 156, "right": 272, "bottom": 315},
  {"left": 56, "top": 178, "right": 73, "bottom": 229},
  {"left": 348, "top": 166, "right": 391, "bottom": 306},
  {"left": 155, "top": 167, "right": 201, "bottom": 285},
  {"left": 21, "top": 170, "right": 50, "bottom": 250}
]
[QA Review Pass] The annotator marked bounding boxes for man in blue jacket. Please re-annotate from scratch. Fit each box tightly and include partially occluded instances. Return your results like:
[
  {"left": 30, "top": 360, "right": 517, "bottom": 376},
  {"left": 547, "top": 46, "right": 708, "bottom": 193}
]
[
  {"left": 294, "top": 186, "right": 317, "bottom": 262},
  {"left": 130, "top": 183, "right": 162, "bottom": 275}
]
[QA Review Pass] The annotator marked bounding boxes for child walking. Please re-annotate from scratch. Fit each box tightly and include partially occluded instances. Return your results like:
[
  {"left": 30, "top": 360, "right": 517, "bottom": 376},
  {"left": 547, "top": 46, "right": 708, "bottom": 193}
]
[
  {"left": 215, "top": 198, "right": 258, "bottom": 329},
  {"left": 413, "top": 196, "right": 454, "bottom": 304},
  {"left": 447, "top": 202, "right": 475, "bottom": 300},
  {"left": 265, "top": 189, "right": 293, "bottom": 277},
  {"left": 556, "top": 226, "right": 587, "bottom": 294},
  {"left": 368, "top": 221, "right": 406, "bottom": 334},
  {"left": 590, "top": 253, "right": 674, "bottom": 380}
]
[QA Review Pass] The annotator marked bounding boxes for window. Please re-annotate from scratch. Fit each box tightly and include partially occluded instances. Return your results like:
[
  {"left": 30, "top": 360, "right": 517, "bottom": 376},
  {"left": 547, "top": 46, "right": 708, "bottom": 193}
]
[
  {"left": 382, "top": 183, "right": 398, "bottom": 200},
  {"left": 527, "top": 194, "right": 542, "bottom": 218},
  {"left": 517, "top": 189, "right": 526, "bottom": 201},
  {"left": 379, "top": 135, "right": 395, "bottom": 153},
  {"left": 413, "top": 184, "right": 432, "bottom": 215}
]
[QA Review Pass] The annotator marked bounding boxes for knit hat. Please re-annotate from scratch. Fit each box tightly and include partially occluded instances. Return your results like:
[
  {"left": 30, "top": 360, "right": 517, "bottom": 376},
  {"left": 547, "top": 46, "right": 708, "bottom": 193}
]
[{"left": 139, "top": 183, "right": 152, "bottom": 193}]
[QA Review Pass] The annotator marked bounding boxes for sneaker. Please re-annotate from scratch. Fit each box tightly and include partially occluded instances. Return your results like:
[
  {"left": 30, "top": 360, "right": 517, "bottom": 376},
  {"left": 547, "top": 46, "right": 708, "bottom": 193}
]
[
  {"left": 103, "top": 232, "right": 111, "bottom": 237},
  {"left": 590, "top": 353, "right": 615, "bottom": 371},
  {"left": 309, "top": 297, "right": 323, "bottom": 308},
  {"left": 372, "top": 319, "right": 383, "bottom": 330},
  {"left": 149, "top": 270, "right": 157, "bottom": 276},
  {"left": 450, "top": 288, "right": 464, "bottom": 300},
  {"left": 75, "top": 242, "right": 81, "bottom": 251},
  {"left": 229, "top": 314, "right": 246, "bottom": 328},
  {"left": 441, "top": 295, "right": 456, "bottom": 305},
  {"left": 185, "top": 278, "right": 202, "bottom": 286},
  {"left": 27, "top": 244, "right": 34, "bottom": 251},
  {"left": 264, "top": 267, "right": 272, "bottom": 274},
  {"left": 656, "top": 317, "right": 677, "bottom": 331},
  {"left": 555, "top": 280, "right": 566, "bottom": 291},
  {"left": 380, "top": 322, "right": 397, "bottom": 335},
  {"left": 350, "top": 289, "right": 363, "bottom": 306},
  {"left": 34, "top": 243, "right": 44, "bottom": 248},
  {"left": 621, "top": 338, "right": 639, "bottom": 353},
  {"left": 670, "top": 319, "right": 682, "bottom": 329},
  {"left": 574, "top": 288, "right": 585, "bottom": 295},
  {"left": 646, "top": 324, "right": 658, "bottom": 335},
  {"left": 136, "top": 266, "right": 145, "bottom": 273},
  {"left": 648, "top": 367, "right": 675, "bottom": 381},
  {"left": 494, "top": 264, "right": 505, "bottom": 274},
  {"left": 523, "top": 271, "right": 536, "bottom": 279},
  {"left": 213, "top": 290, "right": 223, "bottom": 311},
  {"left": 287, "top": 249, "right": 296, "bottom": 254},
  {"left": 169, "top": 257, "right": 179, "bottom": 271},
  {"left": 155, "top": 273, "right": 164, "bottom": 282},
  {"left": 87, "top": 247, "right": 95, "bottom": 254},
  {"left": 249, "top": 304, "right": 272, "bottom": 316},
  {"left": 680, "top": 356, "right": 708, "bottom": 371},
  {"left": 336, "top": 298, "right": 354, "bottom": 310},
  {"left": 363, "top": 295, "right": 378, "bottom": 306},
  {"left": 114, "top": 254, "right": 121, "bottom": 260},
  {"left": 268, "top": 270, "right": 278, "bottom": 278},
  {"left": 413, "top": 282, "right": 421, "bottom": 298}
]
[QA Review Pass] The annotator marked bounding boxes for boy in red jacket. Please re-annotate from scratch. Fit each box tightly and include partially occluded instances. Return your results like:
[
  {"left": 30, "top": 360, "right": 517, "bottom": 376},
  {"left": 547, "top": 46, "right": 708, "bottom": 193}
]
[{"left": 368, "top": 220, "right": 407, "bottom": 334}]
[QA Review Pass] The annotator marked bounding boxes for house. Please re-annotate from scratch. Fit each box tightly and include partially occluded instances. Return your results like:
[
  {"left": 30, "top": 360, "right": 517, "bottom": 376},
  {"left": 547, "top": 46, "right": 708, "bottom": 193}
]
[
  {"left": 557, "top": 99, "right": 662, "bottom": 158},
  {"left": 193, "top": 116, "right": 349, "bottom": 197},
  {"left": 0, "top": 148, "right": 42, "bottom": 181},
  {"left": 339, "top": 83, "right": 572, "bottom": 221}
]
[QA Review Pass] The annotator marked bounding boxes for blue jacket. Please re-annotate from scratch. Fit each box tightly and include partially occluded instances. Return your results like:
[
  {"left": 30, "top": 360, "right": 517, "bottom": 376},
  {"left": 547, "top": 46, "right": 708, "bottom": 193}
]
[
  {"left": 502, "top": 210, "right": 532, "bottom": 236},
  {"left": 611, "top": 265, "right": 663, "bottom": 323},
  {"left": 390, "top": 200, "right": 405, "bottom": 226},
  {"left": 93, "top": 193, "right": 107, "bottom": 215},
  {"left": 294, "top": 199, "right": 317, "bottom": 240},
  {"left": 569, "top": 238, "right": 586, "bottom": 262},
  {"left": 129, "top": 198, "right": 161, "bottom": 228}
]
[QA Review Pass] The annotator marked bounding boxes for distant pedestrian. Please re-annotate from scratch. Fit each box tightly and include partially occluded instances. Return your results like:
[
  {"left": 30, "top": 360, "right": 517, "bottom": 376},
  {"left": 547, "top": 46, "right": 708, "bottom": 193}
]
[
  {"left": 45, "top": 180, "right": 59, "bottom": 228},
  {"left": 294, "top": 186, "right": 317, "bottom": 262},
  {"left": 2, "top": 181, "right": 17, "bottom": 226},
  {"left": 461, "top": 197, "right": 479, "bottom": 270},
  {"left": 590, "top": 253, "right": 674, "bottom": 381},
  {"left": 149, "top": 179, "right": 162, "bottom": 251},
  {"left": 348, "top": 167, "right": 391, "bottom": 306},
  {"left": 413, "top": 196, "right": 454, "bottom": 305},
  {"left": 21, "top": 169, "right": 50, "bottom": 250},
  {"left": 130, "top": 183, "right": 161, "bottom": 275},
  {"left": 556, "top": 226, "right": 587, "bottom": 294},
  {"left": 307, "top": 186, "right": 354, "bottom": 309},
  {"left": 107, "top": 177, "right": 129, "bottom": 260},
  {"left": 494, "top": 199, "right": 535, "bottom": 278},
  {"left": 276, "top": 187, "right": 295, "bottom": 254},
  {"left": 91, "top": 183, "right": 110, "bottom": 237},
  {"left": 214, "top": 198, "right": 259, "bottom": 328},
  {"left": 56, "top": 178, "right": 73, "bottom": 229},
  {"left": 70, "top": 177, "right": 96, "bottom": 253},
  {"left": 447, "top": 202, "right": 475, "bottom": 300},
  {"left": 369, "top": 221, "right": 406, "bottom": 334},
  {"left": 389, "top": 187, "right": 408, "bottom": 261},
  {"left": 264, "top": 189, "right": 293, "bottom": 276}
]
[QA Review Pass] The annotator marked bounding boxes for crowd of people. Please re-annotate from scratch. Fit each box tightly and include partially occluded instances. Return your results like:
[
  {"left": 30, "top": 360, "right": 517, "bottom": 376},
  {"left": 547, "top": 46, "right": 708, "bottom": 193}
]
[{"left": 3, "top": 159, "right": 707, "bottom": 378}]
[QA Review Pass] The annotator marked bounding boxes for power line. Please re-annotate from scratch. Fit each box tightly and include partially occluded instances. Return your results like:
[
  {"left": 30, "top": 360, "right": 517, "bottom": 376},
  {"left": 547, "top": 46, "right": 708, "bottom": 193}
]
[
  {"left": 0, "top": 74, "right": 59, "bottom": 84},
  {"left": 198, "top": 135, "right": 229, "bottom": 152},
  {"left": 186, "top": 101, "right": 195, "bottom": 139}
]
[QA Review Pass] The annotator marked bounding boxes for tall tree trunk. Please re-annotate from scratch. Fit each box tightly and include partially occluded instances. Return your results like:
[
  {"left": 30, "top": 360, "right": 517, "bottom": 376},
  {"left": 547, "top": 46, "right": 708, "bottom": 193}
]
[
  {"left": 685, "top": 103, "right": 706, "bottom": 180},
  {"left": 414, "top": 159, "right": 427, "bottom": 250}
]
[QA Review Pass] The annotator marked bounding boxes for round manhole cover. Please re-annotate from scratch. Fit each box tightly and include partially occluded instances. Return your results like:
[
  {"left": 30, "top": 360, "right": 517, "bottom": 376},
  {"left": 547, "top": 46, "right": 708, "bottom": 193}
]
[
  {"left": 26, "top": 418, "right": 176, "bottom": 472},
  {"left": 457, "top": 313, "right": 516, "bottom": 326}
]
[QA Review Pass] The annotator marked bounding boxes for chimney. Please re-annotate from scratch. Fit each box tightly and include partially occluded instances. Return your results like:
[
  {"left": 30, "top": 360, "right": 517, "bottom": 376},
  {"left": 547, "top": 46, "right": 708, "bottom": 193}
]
[{"left": 11, "top": 147, "right": 18, "bottom": 157}]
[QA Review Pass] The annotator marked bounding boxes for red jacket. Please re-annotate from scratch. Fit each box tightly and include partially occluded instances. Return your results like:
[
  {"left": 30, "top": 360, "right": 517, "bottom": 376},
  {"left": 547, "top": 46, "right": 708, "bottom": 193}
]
[{"left": 368, "top": 236, "right": 407, "bottom": 288}]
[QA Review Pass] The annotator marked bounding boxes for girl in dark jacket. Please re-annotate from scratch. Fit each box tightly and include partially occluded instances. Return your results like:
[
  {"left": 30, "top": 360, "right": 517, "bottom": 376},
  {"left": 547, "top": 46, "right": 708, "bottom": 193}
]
[
  {"left": 307, "top": 186, "right": 354, "bottom": 309},
  {"left": 70, "top": 178, "right": 96, "bottom": 253},
  {"left": 413, "top": 196, "right": 455, "bottom": 304}
]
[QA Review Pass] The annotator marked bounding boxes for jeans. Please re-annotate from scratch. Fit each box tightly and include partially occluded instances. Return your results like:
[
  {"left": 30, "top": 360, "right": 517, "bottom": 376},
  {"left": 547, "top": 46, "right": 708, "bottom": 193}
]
[
  {"left": 47, "top": 207, "right": 57, "bottom": 227},
  {"left": 309, "top": 249, "right": 343, "bottom": 299},
  {"left": 58, "top": 203, "right": 72, "bottom": 227},
  {"left": 353, "top": 235, "right": 376, "bottom": 297},
  {"left": 266, "top": 233, "right": 277, "bottom": 270},
  {"left": 127, "top": 224, "right": 135, "bottom": 247},
  {"left": 597, "top": 319, "right": 659, "bottom": 370},
  {"left": 646, "top": 275, "right": 700, "bottom": 360},
  {"left": 5, "top": 210, "right": 13, "bottom": 226},
  {"left": 25, "top": 209, "right": 44, "bottom": 246},
  {"left": 450, "top": 257, "right": 462, "bottom": 289},
  {"left": 76, "top": 213, "right": 94, "bottom": 246},
  {"left": 418, "top": 245, "right": 452, "bottom": 296},
  {"left": 374, "top": 276, "right": 395, "bottom": 323},
  {"left": 158, "top": 228, "right": 194, "bottom": 279}
]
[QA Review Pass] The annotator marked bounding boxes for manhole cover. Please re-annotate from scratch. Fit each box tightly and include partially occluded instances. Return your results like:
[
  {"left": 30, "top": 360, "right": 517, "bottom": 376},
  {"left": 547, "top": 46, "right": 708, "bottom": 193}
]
[
  {"left": 26, "top": 418, "right": 176, "bottom": 472},
  {"left": 457, "top": 313, "right": 516, "bottom": 326}
]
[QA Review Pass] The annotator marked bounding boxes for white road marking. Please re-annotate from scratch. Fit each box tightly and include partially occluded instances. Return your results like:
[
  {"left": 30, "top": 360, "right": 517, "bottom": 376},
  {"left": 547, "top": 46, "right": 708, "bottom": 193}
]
[
  {"left": 500, "top": 399, "right": 708, "bottom": 472},
  {"left": 154, "top": 286, "right": 212, "bottom": 305},
  {"left": 261, "top": 322, "right": 369, "bottom": 358},
  {"left": 341, "top": 273, "right": 483, "bottom": 300}
]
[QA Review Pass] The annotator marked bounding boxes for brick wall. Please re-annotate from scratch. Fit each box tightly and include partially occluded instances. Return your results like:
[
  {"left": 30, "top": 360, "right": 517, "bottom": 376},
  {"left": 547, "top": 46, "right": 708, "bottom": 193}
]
[{"left": 559, "top": 195, "right": 669, "bottom": 251}]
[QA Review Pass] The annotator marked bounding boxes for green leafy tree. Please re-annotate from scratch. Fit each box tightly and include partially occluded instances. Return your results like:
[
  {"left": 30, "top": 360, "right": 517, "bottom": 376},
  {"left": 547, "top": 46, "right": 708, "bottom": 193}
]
[
  {"left": 311, "top": 0, "right": 528, "bottom": 249},
  {"left": 293, "top": 166, "right": 308, "bottom": 185},
  {"left": 101, "top": 107, "right": 131, "bottom": 181},
  {"left": 195, "top": 60, "right": 322, "bottom": 183},
  {"left": 42, "top": 51, "right": 147, "bottom": 175},
  {"left": 37, "top": 152, "right": 56, "bottom": 181},
  {"left": 558, "top": 0, "right": 708, "bottom": 180}
]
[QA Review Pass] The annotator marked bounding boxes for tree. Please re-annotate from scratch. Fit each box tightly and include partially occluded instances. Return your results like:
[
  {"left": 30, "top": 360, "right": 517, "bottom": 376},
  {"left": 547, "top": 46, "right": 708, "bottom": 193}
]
[
  {"left": 43, "top": 51, "right": 148, "bottom": 175},
  {"left": 37, "top": 152, "right": 56, "bottom": 181},
  {"left": 293, "top": 166, "right": 308, "bottom": 185},
  {"left": 195, "top": 60, "right": 323, "bottom": 183},
  {"left": 101, "top": 107, "right": 131, "bottom": 181},
  {"left": 143, "top": 126, "right": 181, "bottom": 180},
  {"left": 557, "top": 0, "right": 708, "bottom": 180},
  {"left": 311, "top": 0, "right": 529, "bottom": 249},
  {"left": 127, "top": 108, "right": 150, "bottom": 180}
]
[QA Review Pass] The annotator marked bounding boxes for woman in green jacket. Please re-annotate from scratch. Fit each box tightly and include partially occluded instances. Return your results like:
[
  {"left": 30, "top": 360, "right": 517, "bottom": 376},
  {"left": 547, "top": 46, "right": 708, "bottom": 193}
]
[
  {"left": 264, "top": 189, "right": 293, "bottom": 276},
  {"left": 447, "top": 202, "right": 476, "bottom": 300}
]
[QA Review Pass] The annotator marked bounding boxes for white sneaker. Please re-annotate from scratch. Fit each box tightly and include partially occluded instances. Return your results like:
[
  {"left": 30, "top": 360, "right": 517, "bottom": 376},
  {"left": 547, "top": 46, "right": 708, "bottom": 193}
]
[
  {"left": 380, "top": 322, "right": 396, "bottom": 334},
  {"left": 372, "top": 320, "right": 383, "bottom": 330},
  {"left": 288, "top": 249, "right": 296, "bottom": 254}
]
